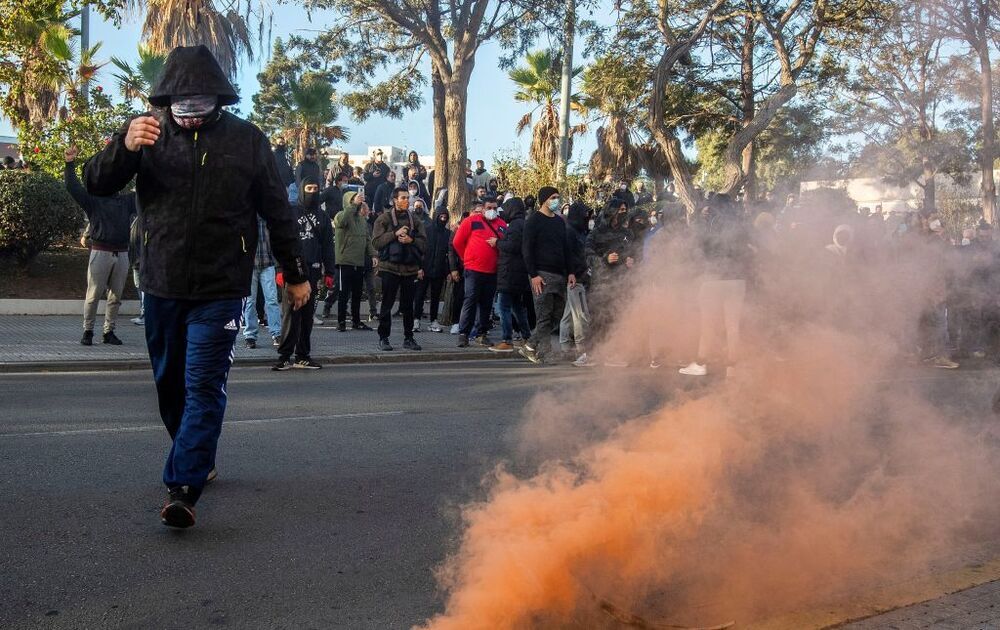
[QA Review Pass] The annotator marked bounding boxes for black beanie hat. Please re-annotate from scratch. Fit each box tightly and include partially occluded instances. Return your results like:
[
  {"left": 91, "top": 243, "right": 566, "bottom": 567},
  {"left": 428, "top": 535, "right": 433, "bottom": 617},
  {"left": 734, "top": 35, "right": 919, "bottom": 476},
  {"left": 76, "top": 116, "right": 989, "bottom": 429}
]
[{"left": 537, "top": 186, "right": 559, "bottom": 206}]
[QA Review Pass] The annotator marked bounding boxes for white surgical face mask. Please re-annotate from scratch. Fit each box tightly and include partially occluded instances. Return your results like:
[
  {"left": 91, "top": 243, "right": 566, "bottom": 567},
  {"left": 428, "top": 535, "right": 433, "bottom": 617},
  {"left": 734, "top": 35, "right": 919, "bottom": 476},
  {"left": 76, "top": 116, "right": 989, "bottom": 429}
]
[
  {"left": 650, "top": 216, "right": 658, "bottom": 226},
  {"left": 962, "top": 238, "right": 971, "bottom": 246},
  {"left": 929, "top": 219, "right": 942, "bottom": 231},
  {"left": 588, "top": 219, "right": 595, "bottom": 231},
  {"left": 484, "top": 209, "right": 498, "bottom": 220}
]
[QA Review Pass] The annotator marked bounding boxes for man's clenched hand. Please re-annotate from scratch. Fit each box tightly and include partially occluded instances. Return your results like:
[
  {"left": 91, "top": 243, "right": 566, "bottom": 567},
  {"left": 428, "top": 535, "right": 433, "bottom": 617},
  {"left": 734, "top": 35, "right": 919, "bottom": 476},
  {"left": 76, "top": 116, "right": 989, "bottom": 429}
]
[{"left": 125, "top": 116, "right": 161, "bottom": 152}]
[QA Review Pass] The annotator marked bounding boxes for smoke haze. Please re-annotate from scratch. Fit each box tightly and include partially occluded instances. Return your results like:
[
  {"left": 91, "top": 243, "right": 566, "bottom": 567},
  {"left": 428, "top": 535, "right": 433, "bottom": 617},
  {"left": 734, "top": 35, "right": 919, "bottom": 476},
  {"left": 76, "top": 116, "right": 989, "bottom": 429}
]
[{"left": 419, "top": 204, "right": 1000, "bottom": 629}]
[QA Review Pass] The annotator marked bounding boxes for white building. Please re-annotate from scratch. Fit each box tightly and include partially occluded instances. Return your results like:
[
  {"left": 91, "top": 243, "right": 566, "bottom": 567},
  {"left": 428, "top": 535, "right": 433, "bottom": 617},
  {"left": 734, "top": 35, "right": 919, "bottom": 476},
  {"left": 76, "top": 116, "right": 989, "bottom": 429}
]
[{"left": 800, "top": 170, "right": 1000, "bottom": 213}]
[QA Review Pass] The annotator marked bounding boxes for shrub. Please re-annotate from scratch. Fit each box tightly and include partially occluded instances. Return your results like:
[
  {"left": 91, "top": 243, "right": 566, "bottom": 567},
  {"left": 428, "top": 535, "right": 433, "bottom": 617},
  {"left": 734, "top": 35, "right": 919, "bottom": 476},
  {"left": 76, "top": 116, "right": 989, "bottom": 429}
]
[{"left": 0, "top": 169, "right": 82, "bottom": 266}]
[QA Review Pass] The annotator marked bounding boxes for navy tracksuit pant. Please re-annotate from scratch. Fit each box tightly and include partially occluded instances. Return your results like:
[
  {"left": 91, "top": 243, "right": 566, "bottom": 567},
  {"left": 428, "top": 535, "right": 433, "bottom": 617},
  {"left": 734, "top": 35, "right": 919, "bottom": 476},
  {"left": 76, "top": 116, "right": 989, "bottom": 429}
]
[{"left": 144, "top": 294, "right": 243, "bottom": 503}]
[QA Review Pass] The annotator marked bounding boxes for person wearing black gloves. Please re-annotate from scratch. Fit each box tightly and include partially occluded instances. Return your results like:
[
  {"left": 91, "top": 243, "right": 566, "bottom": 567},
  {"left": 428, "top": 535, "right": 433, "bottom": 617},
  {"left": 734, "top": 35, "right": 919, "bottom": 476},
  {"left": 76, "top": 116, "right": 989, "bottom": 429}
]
[
  {"left": 65, "top": 145, "right": 137, "bottom": 346},
  {"left": 83, "top": 45, "right": 311, "bottom": 529},
  {"left": 274, "top": 176, "right": 336, "bottom": 371}
]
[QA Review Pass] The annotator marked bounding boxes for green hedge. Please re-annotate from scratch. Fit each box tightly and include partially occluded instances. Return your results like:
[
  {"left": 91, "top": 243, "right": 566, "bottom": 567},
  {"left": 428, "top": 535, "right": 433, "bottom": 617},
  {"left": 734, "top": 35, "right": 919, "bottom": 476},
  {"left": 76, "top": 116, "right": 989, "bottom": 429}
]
[{"left": 0, "top": 169, "right": 82, "bottom": 265}]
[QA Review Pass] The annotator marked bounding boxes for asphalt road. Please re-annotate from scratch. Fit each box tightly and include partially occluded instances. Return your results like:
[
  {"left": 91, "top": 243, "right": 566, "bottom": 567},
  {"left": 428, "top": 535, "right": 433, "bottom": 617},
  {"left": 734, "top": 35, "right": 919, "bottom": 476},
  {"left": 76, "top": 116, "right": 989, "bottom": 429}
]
[
  {"left": 2, "top": 361, "right": 1000, "bottom": 629},
  {"left": 0, "top": 360, "right": 671, "bottom": 630}
]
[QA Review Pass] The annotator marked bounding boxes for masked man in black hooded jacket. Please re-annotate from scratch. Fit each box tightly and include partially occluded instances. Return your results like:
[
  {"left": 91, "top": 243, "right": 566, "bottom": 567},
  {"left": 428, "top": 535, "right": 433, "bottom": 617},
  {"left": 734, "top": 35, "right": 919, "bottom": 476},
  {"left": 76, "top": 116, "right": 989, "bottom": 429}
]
[{"left": 83, "top": 45, "right": 311, "bottom": 529}]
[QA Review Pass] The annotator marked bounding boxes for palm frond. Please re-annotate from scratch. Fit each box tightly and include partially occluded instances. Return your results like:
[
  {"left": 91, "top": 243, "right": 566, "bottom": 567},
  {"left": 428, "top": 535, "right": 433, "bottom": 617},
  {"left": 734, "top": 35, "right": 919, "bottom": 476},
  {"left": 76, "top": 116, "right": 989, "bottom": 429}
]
[{"left": 516, "top": 112, "right": 533, "bottom": 136}]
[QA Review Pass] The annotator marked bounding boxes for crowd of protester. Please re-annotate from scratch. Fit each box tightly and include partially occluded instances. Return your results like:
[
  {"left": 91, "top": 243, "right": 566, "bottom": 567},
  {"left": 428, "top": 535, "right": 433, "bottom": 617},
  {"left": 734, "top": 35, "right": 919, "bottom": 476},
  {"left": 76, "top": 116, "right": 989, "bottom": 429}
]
[{"left": 66, "top": 140, "right": 1000, "bottom": 375}]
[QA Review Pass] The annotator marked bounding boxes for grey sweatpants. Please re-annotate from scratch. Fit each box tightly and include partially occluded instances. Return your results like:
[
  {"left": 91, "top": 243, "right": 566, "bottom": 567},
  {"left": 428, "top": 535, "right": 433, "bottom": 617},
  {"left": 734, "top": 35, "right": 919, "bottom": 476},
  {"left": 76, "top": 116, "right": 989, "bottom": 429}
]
[
  {"left": 83, "top": 249, "right": 130, "bottom": 333},
  {"left": 559, "top": 283, "right": 590, "bottom": 353}
]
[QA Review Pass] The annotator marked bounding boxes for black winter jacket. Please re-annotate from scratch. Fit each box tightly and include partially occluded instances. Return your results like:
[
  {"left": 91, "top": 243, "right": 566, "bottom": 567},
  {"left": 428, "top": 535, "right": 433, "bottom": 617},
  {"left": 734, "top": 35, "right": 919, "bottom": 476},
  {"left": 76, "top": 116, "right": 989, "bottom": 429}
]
[
  {"left": 274, "top": 146, "right": 294, "bottom": 187},
  {"left": 422, "top": 209, "right": 452, "bottom": 279},
  {"left": 496, "top": 198, "right": 529, "bottom": 292},
  {"left": 586, "top": 203, "right": 634, "bottom": 285},
  {"left": 83, "top": 45, "right": 306, "bottom": 299},
  {"left": 65, "top": 161, "right": 137, "bottom": 251}
]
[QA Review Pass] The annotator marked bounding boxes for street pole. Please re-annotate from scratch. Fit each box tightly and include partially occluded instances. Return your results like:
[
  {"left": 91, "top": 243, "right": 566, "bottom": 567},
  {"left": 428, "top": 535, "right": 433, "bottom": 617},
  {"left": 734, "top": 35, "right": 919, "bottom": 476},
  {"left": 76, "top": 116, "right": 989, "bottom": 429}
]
[
  {"left": 556, "top": 0, "right": 575, "bottom": 179},
  {"left": 81, "top": 3, "right": 90, "bottom": 106}
]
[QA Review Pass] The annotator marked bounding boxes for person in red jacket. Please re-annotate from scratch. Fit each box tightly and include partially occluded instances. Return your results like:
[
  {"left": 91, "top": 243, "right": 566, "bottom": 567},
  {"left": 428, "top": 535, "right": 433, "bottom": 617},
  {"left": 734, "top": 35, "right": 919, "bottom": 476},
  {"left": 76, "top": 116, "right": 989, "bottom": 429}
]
[{"left": 452, "top": 196, "right": 507, "bottom": 347}]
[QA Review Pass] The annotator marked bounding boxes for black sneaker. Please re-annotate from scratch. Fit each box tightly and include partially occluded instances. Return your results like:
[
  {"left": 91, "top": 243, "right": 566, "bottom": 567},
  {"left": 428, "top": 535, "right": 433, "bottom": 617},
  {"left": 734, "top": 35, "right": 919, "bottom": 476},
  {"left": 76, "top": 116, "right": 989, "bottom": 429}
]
[
  {"left": 80, "top": 331, "right": 94, "bottom": 346},
  {"left": 293, "top": 358, "right": 323, "bottom": 370},
  {"left": 337, "top": 322, "right": 347, "bottom": 332},
  {"left": 369, "top": 312, "right": 380, "bottom": 322},
  {"left": 403, "top": 337, "right": 422, "bottom": 351},
  {"left": 457, "top": 334, "right": 469, "bottom": 348},
  {"left": 322, "top": 308, "right": 332, "bottom": 319},
  {"left": 475, "top": 335, "right": 493, "bottom": 348},
  {"left": 103, "top": 331, "right": 123, "bottom": 345},
  {"left": 379, "top": 338, "right": 394, "bottom": 351},
  {"left": 272, "top": 336, "right": 280, "bottom": 347},
  {"left": 272, "top": 358, "right": 294, "bottom": 371},
  {"left": 160, "top": 488, "right": 196, "bottom": 528},
  {"left": 352, "top": 321, "right": 372, "bottom": 331},
  {"left": 245, "top": 338, "right": 257, "bottom": 349}
]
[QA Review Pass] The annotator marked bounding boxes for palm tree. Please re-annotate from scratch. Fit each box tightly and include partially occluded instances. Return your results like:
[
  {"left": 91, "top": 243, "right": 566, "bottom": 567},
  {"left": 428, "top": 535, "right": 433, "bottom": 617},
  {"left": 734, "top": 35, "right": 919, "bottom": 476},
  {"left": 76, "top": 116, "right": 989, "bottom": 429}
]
[
  {"left": 580, "top": 54, "right": 646, "bottom": 183},
  {"left": 125, "top": 0, "right": 257, "bottom": 78},
  {"left": 4, "top": 2, "right": 78, "bottom": 128},
  {"left": 281, "top": 73, "right": 349, "bottom": 161},
  {"left": 508, "top": 49, "right": 584, "bottom": 166},
  {"left": 111, "top": 45, "right": 167, "bottom": 107}
]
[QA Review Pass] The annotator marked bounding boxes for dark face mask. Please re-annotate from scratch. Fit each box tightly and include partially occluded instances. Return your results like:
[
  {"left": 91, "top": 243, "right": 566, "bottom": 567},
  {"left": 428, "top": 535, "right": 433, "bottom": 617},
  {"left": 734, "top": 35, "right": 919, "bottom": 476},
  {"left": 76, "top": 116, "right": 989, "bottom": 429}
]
[{"left": 301, "top": 186, "right": 320, "bottom": 209}]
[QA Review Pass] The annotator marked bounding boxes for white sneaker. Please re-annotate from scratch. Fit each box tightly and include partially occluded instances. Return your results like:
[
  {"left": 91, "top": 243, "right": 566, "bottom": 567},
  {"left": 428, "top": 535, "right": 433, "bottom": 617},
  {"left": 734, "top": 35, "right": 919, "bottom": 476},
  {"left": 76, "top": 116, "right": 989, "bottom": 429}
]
[
  {"left": 573, "top": 353, "right": 596, "bottom": 367},
  {"left": 413, "top": 319, "right": 421, "bottom": 332},
  {"left": 649, "top": 359, "right": 662, "bottom": 369},
  {"left": 450, "top": 324, "right": 460, "bottom": 335},
  {"left": 131, "top": 316, "right": 144, "bottom": 326},
  {"left": 679, "top": 362, "right": 707, "bottom": 376},
  {"left": 313, "top": 315, "right": 323, "bottom": 325},
  {"left": 429, "top": 320, "right": 443, "bottom": 333}
]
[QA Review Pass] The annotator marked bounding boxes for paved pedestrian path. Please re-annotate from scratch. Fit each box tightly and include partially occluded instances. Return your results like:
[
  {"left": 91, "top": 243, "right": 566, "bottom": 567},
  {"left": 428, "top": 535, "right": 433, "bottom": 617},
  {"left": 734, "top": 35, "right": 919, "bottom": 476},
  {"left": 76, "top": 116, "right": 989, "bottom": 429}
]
[
  {"left": 0, "top": 314, "right": 501, "bottom": 368},
  {"left": 838, "top": 580, "right": 1000, "bottom": 629}
]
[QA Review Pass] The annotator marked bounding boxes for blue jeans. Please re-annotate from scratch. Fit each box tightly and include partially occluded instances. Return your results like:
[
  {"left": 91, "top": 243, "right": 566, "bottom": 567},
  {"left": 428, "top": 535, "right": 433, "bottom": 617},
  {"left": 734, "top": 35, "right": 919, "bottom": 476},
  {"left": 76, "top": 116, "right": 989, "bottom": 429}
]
[
  {"left": 497, "top": 290, "right": 531, "bottom": 342},
  {"left": 459, "top": 270, "right": 497, "bottom": 337},
  {"left": 144, "top": 295, "right": 243, "bottom": 502},
  {"left": 244, "top": 266, "right": 281, "bottom": 340}
]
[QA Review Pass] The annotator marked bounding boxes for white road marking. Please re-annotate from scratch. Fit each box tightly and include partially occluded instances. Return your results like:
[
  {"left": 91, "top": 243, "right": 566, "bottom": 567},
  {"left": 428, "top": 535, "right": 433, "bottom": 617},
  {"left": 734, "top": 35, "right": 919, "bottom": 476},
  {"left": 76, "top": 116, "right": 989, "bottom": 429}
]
[{"left": 0, "top": 411, "right": 407, "bottom": 438}]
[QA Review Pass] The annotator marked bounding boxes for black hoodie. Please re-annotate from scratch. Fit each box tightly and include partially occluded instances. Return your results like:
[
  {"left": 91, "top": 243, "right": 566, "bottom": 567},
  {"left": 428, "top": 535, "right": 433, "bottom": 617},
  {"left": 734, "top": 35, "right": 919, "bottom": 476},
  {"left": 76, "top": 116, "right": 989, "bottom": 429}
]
[
  {"left": 496, "top": 197, "right": 530, "bottom": 292},
  {"left": 294, "top": 177, "right": 336, "bottom": 273},
  {"left": 84, "top": 45, "right": 307, "bottom": 299},
  {"left": 422, "top": 208, "right": 452, "bottom": 278}
]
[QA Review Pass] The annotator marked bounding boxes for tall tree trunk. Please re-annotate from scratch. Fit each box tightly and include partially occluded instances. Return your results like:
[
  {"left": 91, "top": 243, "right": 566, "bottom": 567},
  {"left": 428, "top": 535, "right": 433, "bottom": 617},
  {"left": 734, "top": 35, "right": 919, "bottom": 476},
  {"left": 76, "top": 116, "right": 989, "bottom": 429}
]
[
  {"left": 718, "top": 83, "right": 796, "bottom": 195},
  {"left": 922, "top": 157, "right": 937, "bottom": 213},
  {"left": 431, "top": 65, "right": 449, "bottom": 208},
  {"left": 443, "top": 64, "right": 473, "bottom": 222},
  {"left": 978, "top": 45, "right": 997, "bottom": 224},
  {"left": 739, "top": 16, "right": 757, "bottom": 203}
]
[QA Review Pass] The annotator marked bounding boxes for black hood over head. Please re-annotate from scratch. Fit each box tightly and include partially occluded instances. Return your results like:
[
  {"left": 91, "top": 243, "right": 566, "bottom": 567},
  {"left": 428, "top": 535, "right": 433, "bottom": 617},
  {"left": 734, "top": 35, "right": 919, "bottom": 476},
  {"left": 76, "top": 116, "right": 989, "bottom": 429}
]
[
  {"left": 300, "top": 177, "right": 320, "bottom": 209},
  {"left": 148, "top": 45, "right": 239, "bottom": 107},
  {"left": 566, "top": 204, "right": 589, "bottom": 233},
  {"left": 502, "top": 197, "right": 526, "bottom": 222}
]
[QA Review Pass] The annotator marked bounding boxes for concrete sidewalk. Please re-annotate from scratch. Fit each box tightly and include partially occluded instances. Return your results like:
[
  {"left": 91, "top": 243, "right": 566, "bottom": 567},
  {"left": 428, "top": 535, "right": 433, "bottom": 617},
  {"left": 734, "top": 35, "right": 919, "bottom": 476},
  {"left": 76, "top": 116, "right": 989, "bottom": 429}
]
[
  {"left": 0, "top": 314, "right": 507, "bottom": 371},
  {"left": 837, "top": 580, "right": 1000, "bottom": 629}
]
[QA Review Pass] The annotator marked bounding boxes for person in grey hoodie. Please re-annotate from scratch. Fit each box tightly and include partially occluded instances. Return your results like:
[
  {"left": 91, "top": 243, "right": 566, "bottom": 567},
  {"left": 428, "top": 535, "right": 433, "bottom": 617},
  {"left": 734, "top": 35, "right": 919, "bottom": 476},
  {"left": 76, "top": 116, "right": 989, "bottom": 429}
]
[{"left": 65, "top": 145, "right": 137, "bottom": 346}]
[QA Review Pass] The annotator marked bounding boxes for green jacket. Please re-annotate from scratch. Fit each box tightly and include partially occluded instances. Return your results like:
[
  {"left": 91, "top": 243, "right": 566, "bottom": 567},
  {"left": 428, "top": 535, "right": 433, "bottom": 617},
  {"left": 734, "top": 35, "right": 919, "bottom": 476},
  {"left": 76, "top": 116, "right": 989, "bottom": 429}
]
[{"left": 333, "top": 192, "right": 377, "bottom": 267}]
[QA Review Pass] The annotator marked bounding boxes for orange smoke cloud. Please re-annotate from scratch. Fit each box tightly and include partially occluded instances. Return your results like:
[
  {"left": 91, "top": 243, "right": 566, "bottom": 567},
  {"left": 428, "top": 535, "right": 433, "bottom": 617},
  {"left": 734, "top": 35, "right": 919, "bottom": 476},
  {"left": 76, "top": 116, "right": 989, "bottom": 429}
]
[{"left": 419, "top": 210, "right": 1000, "bottom": 629}]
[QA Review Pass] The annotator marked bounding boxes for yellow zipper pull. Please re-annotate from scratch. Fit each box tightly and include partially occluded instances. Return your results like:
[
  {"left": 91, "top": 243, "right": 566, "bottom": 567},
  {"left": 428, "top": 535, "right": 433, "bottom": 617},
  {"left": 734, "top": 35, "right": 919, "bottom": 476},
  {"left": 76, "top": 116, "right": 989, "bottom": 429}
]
[
  {"left": 144, "top": 230, "right": 148, "bottom": 245},
  {"left": 202, "top": 152, "right": 207, "bottom": 166},
  {"left": 241, "top": 235, "right": 246, "bottom": 252}
]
